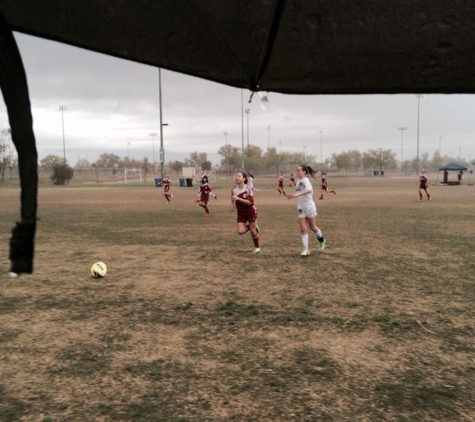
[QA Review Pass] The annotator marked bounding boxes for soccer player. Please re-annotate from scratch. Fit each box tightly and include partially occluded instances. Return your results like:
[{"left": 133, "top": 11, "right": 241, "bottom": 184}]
[
  {"left": 277, "top": 171, "right": 286, "bottom": 195},
  {"left": 319, "top": 171, "right": 336, "bottom": 199},
  {"left": 198, "top": 175, "right": 213, "bottom": 216},
  {"left": 289, "top": 173, "right": 295, "bottom": 187},
  {"left": 248, "top": 173, "right": 259, "bottom": 193},
  {"left": 287, "top": 165, "right": 326, "bottom": 256},
  {"left": 418, "top": 168, "right": 431, "bottom": 201},
  {"left": 196, "top": 169, "right": 217, "bottom": 201},
  {"left": 162, "top": 173, "right": 172, "bottom": 204},
  {"left": 231, "top": 171, "right": 260, "bottom": 254}
]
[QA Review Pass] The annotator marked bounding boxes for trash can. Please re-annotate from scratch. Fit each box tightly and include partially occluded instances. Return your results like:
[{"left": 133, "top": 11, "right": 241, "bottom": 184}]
[
  {"left": 373, "top": 171, "right": 379, "bottom": 176},
  {"left": 179, "top": 178, "right": 186, "bottom": 187},
  {"left": 381, "top": 171, "right": 384, "bottom": 176},
  {"left": 186, "top": 178, "right": 193, "bottom": 187},
  {"left": 154, "top": 178, "right": 162, "bottom": 187}
]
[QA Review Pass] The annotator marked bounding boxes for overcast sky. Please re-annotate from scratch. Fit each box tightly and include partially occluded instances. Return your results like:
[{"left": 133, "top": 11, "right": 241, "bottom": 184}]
[{"left": 1, "top": 32, "right": 474, "bottom": 167}]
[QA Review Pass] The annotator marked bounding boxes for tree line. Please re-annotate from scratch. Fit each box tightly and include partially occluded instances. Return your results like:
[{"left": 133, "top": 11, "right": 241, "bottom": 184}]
[{"left": 2, "top": 124, "right": 472, "bottom": 186}]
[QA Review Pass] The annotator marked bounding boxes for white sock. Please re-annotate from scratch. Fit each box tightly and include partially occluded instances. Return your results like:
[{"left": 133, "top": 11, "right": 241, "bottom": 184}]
[
  {"left": 316, "top": 229, "right": 322, "bottom": 238},
  {"left": 301, "top": 234, "right": 309, "bottom": 250}
]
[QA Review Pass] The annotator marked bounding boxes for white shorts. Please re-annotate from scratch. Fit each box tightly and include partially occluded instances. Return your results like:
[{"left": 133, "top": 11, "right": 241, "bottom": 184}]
[{"left": 297, "top": 201, "right": 317, "bottom": 218}]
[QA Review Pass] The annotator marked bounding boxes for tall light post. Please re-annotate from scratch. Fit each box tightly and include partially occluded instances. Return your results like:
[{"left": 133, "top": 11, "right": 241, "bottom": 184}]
[
  {"left": 319, "top": 129, "right": 324, "bottom": 164},
  {"left": 245, "top": 109, "right": 250, "bottom": 147},
  {"left": 59, "top": 105, "right": 67, "bottom": 160},
  {"left": 267, "top": 125, "right": 270, "bottom": 149},
  {"left": 149, "top": 133, "right": 157, "bottom": 165},
  {"left": 224, "top": 132, "right": 228, "bottom": 143},
  {"left": 241, "top": 89, "right": 244, "bottom": 169},
  {"left": 414, "top": 94, "right": 425, "bottom": 172},
  {"left": 7, "top": 128, "right": 11, "bottom": 164},
  {"left": 158, "top": 68, "right": 169, "bottom": 179},
  {"left": 437, "top": 134, "right": 441, "bottom": 155},
  {"left": 397, "top": 127, "right": 407, "bottom": 167}
]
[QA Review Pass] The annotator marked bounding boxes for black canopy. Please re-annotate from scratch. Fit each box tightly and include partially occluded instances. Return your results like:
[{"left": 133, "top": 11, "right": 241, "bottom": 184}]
[{"left": 3, "top": 0, "right": 475, "bottom": 94}]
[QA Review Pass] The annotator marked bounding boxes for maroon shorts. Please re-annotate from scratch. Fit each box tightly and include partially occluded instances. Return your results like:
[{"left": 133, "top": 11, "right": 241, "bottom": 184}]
[{"left": 237, "top": 207, "right": 258, "bottom": 224}]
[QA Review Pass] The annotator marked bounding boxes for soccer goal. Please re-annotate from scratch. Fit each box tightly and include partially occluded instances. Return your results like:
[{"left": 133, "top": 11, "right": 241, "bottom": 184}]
[{"left": 124, "top": 169, "right": 142, "bottom": 183}]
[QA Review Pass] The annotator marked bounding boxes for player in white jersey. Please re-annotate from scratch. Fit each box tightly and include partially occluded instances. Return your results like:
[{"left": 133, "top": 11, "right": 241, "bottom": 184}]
[
  {"left": 286, "top": 164, "right": 326, "bottom": 256},
  {"left": 248, "top": 173, "right": 259, "bottom": 193}
]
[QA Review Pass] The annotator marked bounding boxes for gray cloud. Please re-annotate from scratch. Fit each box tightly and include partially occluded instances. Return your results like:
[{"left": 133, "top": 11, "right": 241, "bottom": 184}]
[{"left": 1, "top": 33, "right": 474, "bottom": 166}]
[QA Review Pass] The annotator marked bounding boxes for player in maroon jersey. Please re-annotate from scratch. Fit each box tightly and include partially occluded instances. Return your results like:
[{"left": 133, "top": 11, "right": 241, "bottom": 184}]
[
  {"left": 198, "top": 175, "right": 214, "bottom": 216},
  {"left": 195, "top": 170, "right": 217, "bottom": 202},
  {"left": 231, "top": 171, "right": 260, "bottom": 254},
  {"left": 277, "top": 171, "right": 286, "bottom": 195},
  {"left": 319, "top": 171, "right": 336, "bottom": 199},
  {"left": 289, "top": 173, "right": 295, "bottom": 187},
  {"left": 162, "top": 173, "right": 172, "bottom": 204},
  {"left": 418, "top": 168, "right": 431, "bottom": 201}
]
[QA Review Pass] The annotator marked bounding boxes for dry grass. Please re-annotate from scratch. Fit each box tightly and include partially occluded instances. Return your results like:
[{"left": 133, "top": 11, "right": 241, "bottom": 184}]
[{"left": 1, "top": 175, "right": 474, "bottom": 421}]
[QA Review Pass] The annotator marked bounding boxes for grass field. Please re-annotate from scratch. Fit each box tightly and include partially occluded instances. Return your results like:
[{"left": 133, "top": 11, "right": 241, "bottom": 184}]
[{"left": 1, "top": 175, "right": 474, "bottom": 421}]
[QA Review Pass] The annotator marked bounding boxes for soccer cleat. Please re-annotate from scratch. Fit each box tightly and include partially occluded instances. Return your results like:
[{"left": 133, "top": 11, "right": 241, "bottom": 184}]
[
  {"left": 204, "top": 212, "right": 210, "bottom": 217},
  {"left": 419, "top": 198, "right": 422, "bottom": 201},
  {"left": 252, "top": 247, "right": 261, "bottom": 254},
  {"left": 319, "top": 197, "right": 323, "bottom": 200},
  {"left": 428, "top": 197, "right": 431, "bottom": 201},
  {"left": 318, "top": 239, "right": 326, "bottom": 250},
  {"left": 215, "top": 194, "right": 218, "bottom": 200},
  {"left": 333, "top": 191, "right": 336, "bottom": 195},
  {"left": 300, "top": 249, "right": 310, "bottom": 256}
]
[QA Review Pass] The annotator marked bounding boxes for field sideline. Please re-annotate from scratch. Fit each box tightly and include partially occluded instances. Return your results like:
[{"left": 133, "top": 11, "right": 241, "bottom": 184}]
[{"left": 1, "top": 176, "right": 474, "bottom": 421}]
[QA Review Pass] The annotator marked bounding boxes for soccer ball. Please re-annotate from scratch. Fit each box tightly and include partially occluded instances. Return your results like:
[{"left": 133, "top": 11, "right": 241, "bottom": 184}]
[{"left": 91, "top": 262, "right": 107, "bottom": 278}]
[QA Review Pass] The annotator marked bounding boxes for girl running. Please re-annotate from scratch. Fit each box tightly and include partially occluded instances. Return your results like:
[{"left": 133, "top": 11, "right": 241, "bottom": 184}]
[
  {"left": 162, "top": 173, "right": 172, "bottom": 204},
  {"left": 231, "top": 171, "right": 260, "bottom": 254},
  {"left": 248, "top": 173, "right": 260, "bottom": 193},
  {"left": 195, "top": 171, "right": 217, "bottom": 201},
  {"left": 198, "top": 175, "right": 213, "bottom": 216},
  {"left": 277, "top": 171, "right": 286, "bottom": 195},
  {"left": 287, "top": 165, "right": 326, "bottom": 256},
  {"left": 319, "top": 171, "right": 336, "bottom": 199},
  {"left": 289, "top": 173, "right": 295, "bottom": 187},
  {"left": 418, "top": 168, "right": 431, "bottom": 201}
]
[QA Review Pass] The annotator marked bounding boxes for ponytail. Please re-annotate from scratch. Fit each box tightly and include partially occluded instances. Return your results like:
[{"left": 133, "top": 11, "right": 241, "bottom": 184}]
[{"left": 300, "top": 165, "right": 316, "bottom": 178}]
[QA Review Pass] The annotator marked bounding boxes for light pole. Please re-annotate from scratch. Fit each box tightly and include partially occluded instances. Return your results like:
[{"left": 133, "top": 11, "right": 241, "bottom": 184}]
[
  {"left": 319, "top": 129, "right": 324, "bottom": 164},
  {"left": 279, "top": 140, "right": 282, "bottom": 153},
  {"left": 224, "top": 132, "right": 228, "bottom": 143},
  {"left": 397, "top": 127, "right": 407, "bottom": 167},
  {"left": 241, "top": 89, "right": 244, "bottom": 169},
  {"left": 245, "top": 109, "right": 250, "bottom": 147},
  {"left": 414, "top": 94, "right": 425, "bottom": 172},
  {"left": 127, "top": 142, "right": 130, "bottom": 159},
  {"left": 437, "top": 135, "right": 441, "bottom": 155},
  {"left": 149, "top": 133, "right": 157, "bottom": 165},
  {"left": 158, "top": 68, "right": 169, "bottom": 180},
  {"left": 59, "top": 105, "right": 67, "bottom": 160},
  {"left": 267, "top": 126, "right": 270, "bottom": 149}
]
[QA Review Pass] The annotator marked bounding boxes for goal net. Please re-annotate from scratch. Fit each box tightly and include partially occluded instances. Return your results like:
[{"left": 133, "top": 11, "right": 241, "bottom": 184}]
[{"left": 124, "top": 169, "right": 142, "bottom": 183}]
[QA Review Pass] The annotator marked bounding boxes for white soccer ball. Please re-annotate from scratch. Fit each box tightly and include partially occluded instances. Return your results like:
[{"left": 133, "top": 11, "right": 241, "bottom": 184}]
[{"left": 91, "top": 262, "right": 107, "bottom": 278}]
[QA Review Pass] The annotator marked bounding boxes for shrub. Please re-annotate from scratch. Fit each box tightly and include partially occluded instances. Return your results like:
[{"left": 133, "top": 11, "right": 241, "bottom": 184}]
[{"left": 51, "top": 162, "right": 74, "bottom": 185}]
